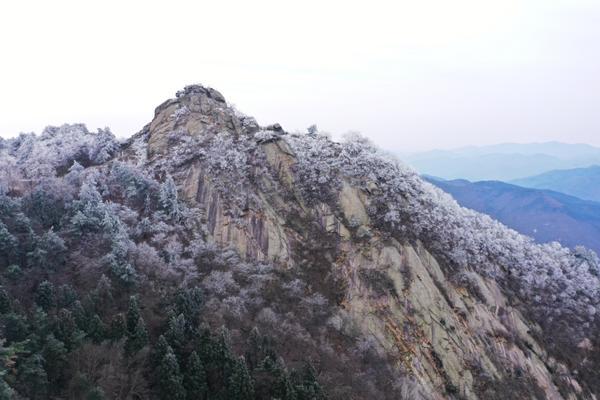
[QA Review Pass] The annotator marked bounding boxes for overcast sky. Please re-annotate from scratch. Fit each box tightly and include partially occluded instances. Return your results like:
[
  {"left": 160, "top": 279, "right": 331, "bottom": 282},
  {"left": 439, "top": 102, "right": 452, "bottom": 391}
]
[{"left": 1, "top": 0, "right": 599, "bottom": 151}]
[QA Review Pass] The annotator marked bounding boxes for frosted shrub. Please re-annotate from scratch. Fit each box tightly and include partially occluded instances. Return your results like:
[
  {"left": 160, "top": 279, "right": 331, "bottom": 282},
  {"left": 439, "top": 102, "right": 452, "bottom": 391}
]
[
  {"left": 202, "top": 270, "right": 240, "bottom": 297},
  {"left": 0, "top": 124, "right": 119, "bottom": 181}
]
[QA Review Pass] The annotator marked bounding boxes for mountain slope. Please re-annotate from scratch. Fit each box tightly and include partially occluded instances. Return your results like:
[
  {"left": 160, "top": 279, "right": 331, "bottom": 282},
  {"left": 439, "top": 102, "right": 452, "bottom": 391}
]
[
  {"left": 426, "top": 178, "right": 600, "bottom": 254},
  {"left": 0, "top": 85, "right": 599, "bottom": 399},
  {"left": 512, "top": 165, "right": 600, "bottom": 202},
  {"left": 402, "top": 143, "right": 600, "bottom": 181}
]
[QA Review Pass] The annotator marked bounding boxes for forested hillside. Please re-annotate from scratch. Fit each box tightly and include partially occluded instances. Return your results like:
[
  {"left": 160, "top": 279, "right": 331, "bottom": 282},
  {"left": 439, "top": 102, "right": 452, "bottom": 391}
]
[{"left": 0, "top": 85, "right": 599, "bottom": 399}]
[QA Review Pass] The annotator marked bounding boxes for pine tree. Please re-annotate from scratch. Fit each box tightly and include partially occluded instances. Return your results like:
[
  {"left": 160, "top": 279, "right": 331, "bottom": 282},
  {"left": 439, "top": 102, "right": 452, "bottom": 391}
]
[
  {"left": 245, "top": 327, "right": 266, "bottom": 370},
  {"left": 126, "top": 296, "right": 141, "bottom": 334},
  {"left": 18, "top": 353, "right": 48, "bottom": 399},
  {"left": 54, "top": 308, "right": 83, "bottom": 350},
  {"left": 174, "top": 286, "right": 203, "bottom": 328},
  {"left": 159, "top": 175, "right": 182, "bottom": 221},
  {"left": 195, "top": 326, "right": 217, "bottom": 367},
  {"left": 166, "top": 313, "right": 187, "bottom": 355},
  {"left": 70, "top": 181, "right": 105, "bottom": 235},
  {"left": 214, "top": 328, "right": 234, "bottom": 381},
  {"left": 35, "top": 280, "right": 55, "bottom": 311},
  {"left": 157, "top": 346, "right": 186, "bottom": 400},
  {"left": 254, "top": 355, "right": 296, "bottom": 400},
  {"left": 70, "top": 300, "right": 89, "bottom": 332},
  {"left": 39, "top": 229, "right": 67, "bottom": 270},
  {"left": 0, "top": 287, "right": 10, "bottom": 314},
  {"left": 294, "top": 362, "right": 326, "bottom": 400},
  {"left": 65, "top": 160, "right": 84, "bottom": 185},
  {"left": 1, "top": 338, "right": 23, "bottom": 397},
  {"left": 105, "top": 226, "right": 137, "bottom": 287},
  {"left": 271, "top": 359, "right": 297, "bottom": 400},
  {"left": 125, "top": 318, "right": 148, "bottom": 355},
  {"left": 56, "top": 284, "right": 78, "bottom": 309},
  {"left": 87, "top": 314, "right": 106, "bottom": 343},
  {"left": 227, "top": 357, "right": 254, "bottom": 400},
  {"left": 184, "top": 351, "right": 208, "bottom": 400},
  {"left": 21, "top": 187, "right": 66, "bottom": 230},
  {"left": 86, "top": 386, "right": 107, "bottom": 400},
  {"left": 152, "top": 335, "right": 171, "bottom": 366},
  {"left": 42, "top": 334, "right": 67, "bottom": 385},
  {"left": 3, "top": 313, "right": 28, "bottom": 343},
  {"left": 0, "top": 379, "right": 15, "bottom": 400},
  {"left": 26, "top": 236, "right": 47, "bottom": 269},
  {"left": 32, "top": 308, "right": 51, "bottom": 339},
  {"left": 92, "top": 275, "right": 113, "bottom": 312},
  {"left": 109, "top": 313, "right": 126, "bottom": 340},
  {"left": 0, "top": 221, "right": 17, "bottom": 267},
  {"left": 5, "top": 264, "right": 23, "bottom": 281}
]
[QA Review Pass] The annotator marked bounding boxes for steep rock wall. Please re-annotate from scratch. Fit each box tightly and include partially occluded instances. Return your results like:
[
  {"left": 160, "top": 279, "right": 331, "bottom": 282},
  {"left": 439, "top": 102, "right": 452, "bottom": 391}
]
[{"left": 119, "top": 84, "right": 593, "bottom": 399}]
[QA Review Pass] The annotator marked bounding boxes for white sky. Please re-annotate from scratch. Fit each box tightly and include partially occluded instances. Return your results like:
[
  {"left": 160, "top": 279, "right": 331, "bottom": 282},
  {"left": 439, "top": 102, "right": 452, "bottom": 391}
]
[{"left": 0, "top": 0, "right": 599, "bottom": 151}]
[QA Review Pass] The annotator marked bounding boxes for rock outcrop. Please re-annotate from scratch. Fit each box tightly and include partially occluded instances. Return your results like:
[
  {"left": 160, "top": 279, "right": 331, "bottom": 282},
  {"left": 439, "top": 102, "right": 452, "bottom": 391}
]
[{"left": 118, "top": 84, "right": 600, "bottom": 399}]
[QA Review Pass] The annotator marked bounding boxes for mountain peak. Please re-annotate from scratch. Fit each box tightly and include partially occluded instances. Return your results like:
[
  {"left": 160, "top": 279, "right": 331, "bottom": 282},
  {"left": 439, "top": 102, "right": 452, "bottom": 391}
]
[
  {"left": 128, "top": 84, "right": 291, "bottom": 167},
  {"left": 175, "top": 83, "right": 226, "bottom": 103},
  {"left": 3, "top": 85, "right": 600, "bottom": 399}
]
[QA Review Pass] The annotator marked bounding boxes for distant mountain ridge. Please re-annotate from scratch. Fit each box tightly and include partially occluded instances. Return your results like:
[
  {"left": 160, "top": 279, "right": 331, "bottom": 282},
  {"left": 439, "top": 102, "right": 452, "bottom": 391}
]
[
  {"left": 512, "top": 165, "right": 600, "bottom": 202},
  {"left": 401, "top": 142, "right": 600, "bottom": 181},
  {"left": 427, "top": 177, "right": 600, "bottom": 254}
]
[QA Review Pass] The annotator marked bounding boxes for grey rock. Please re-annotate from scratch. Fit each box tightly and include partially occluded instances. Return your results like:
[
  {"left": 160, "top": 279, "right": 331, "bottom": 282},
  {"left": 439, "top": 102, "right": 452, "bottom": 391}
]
[
  {"left": 265, "top": 123, "right": 284, "bottom": 133},
  {"left": 207, "top": 87, "right": 226, "bottom": 103}
]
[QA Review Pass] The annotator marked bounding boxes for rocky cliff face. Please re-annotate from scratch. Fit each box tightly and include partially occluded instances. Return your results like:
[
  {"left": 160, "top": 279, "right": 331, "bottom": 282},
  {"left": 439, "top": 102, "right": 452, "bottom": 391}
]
[{"left": 117, "top": 85, "right": 600, "bottom": 399}]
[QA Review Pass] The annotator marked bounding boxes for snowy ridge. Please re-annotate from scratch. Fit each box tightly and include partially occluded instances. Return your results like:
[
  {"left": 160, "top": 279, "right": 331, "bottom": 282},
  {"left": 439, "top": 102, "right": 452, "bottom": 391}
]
[{"left": 285, "top": 132, "right": 600, "bottom": 340}]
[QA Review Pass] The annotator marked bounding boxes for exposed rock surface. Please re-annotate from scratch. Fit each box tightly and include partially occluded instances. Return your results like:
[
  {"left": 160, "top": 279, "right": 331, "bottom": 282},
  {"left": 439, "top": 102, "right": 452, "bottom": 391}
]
[{"left": 117, "top": 84, "right": 600, "bottom": 399}]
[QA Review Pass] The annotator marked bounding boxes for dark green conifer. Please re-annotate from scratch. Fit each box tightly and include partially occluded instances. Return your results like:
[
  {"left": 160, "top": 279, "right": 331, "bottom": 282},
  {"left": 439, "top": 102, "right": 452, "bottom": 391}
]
[
  {"left": 86, "top": 386, "right": 107, "bottom": 400},
  {"left": 0, "top": 287, "right": 10, "bottom": 314},
  {"left": 42, "top": 334, "right": 67, "bottom": 385},
  {"left": 87, "top": 314, "right": 106, "bottom": 343},
  {"left": 109, "top": 313, "right": 126, "bottom": 340},
  {"left": 152, "top": 335, "right": 170, "bottom": 366},
  {"left": 166, "top": 313, "right": 187, "bottom": 354},
  {"left": 294, "top": 362, "right": 326, "bottom": 400},
  {"left": 157, "top": 346, "right": 186, "bottom": 400},
  {"left": 227, "top": 357, "right": 254, "bottom": 400},
  {"left": 35, "top": 280, "right": 55, "bottom": 311},
  {"left": 18, "top": 354, "right": 48, "bottom": 399},
  {"left": 125, "top": 318, "right": 148, "bottom": 355},
  {"left": 3, "top": 313, "right": 28, "bottom": 343},
  {"left": 126, "top": 296, "right": 141, "bottom": 334},
  {"left": 184, "top": 351, "right": 208, "bottom": 400},
  {"left": 54, "top": 308, "right": 82, "bottom": 350}
]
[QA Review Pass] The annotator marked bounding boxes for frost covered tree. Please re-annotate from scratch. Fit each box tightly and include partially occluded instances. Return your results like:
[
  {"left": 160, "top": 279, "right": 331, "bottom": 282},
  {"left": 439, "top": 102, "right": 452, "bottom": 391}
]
[
  {"left": 159, "top": 175, "right": 182, "bottom": 221},
  {"left": 284, "top": 131, "right": 600, "bottom": 343},
  {"left": 70, "top": 181, "right": 106, "bottom": 235},
  {"left": 104, "top": 224, "right": 137, "bottom": 286}
]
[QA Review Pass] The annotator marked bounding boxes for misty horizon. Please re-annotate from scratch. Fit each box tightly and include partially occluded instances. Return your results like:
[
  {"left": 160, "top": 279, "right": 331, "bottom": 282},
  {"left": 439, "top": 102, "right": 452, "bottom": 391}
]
[{"left": 1, "top": 0, "right": 600, "bottom": 152}]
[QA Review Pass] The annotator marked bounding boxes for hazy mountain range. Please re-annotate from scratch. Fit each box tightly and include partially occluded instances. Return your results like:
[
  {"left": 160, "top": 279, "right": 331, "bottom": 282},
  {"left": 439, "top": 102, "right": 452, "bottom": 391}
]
[
  {"left": 427, "top": 177, "right": 600, "bottom": 254},
  {"left": 401, "top": 142, "right": 600, "bottom": 181},
  {"left": 512, "top": 165, "right": 600, "bottom": 202}
]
